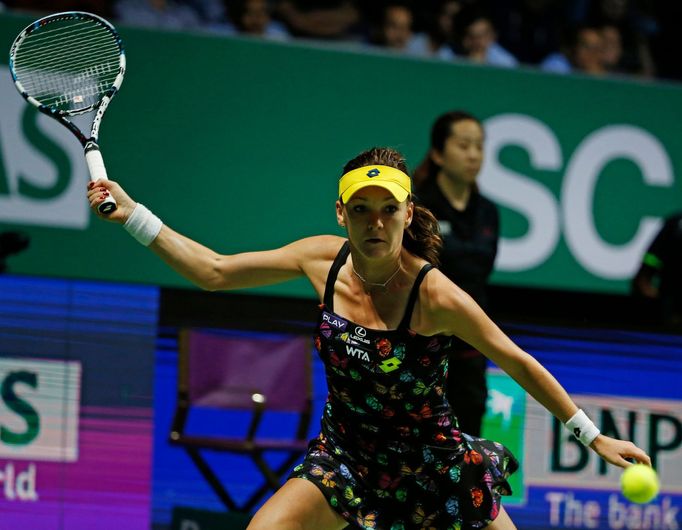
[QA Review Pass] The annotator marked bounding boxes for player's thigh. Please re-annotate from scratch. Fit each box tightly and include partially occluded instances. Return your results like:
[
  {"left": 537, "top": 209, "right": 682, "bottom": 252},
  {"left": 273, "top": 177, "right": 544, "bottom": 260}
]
[
  {"left": 484, "top": 506, "right": 517, "bottom": 530},
  {"left": 247, "top": 478, "right": 347, "bottom": 530}
]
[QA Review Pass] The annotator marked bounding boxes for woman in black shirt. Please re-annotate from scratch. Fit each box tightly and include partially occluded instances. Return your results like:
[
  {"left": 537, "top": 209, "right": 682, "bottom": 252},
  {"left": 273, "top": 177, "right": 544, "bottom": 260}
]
[{"left": 414, "top": 110, "right": 499, "bottom": 437}]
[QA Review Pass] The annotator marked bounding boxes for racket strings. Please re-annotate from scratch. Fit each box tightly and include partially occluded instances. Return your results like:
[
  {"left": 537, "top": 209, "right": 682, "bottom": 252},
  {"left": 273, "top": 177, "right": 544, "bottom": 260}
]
[
  {"left": 18, "top": 34, "right": 118, "bottom": 70},
  {"left": 16, "top": 29, "right": 119, "bottom": 76},
  {"left": 31, "top": 81, "right": 112, "bottom": 109},
  {"left": 18, "top": 48, "right": 119, "bottom": 94},
  {"left": 13, "top": 20, "right": 122, "bottom": 112},
  {"left": 19, "top": 18, "right": 95, "bottom": 40},
  {"left": 17, "top": 20, "right": 101, "bottom": 52},
  {"left": 17, "top": 25, "right": 117, "bottom": 63}
]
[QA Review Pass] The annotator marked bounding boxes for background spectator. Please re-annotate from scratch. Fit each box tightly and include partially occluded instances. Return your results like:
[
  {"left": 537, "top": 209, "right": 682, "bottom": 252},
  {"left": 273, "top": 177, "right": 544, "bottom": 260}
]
[
  {"left": 600, "top": 23, "right": 625, "bottom": 75},
  {"left": 569, "top": 24, "right": 607, "bottom": 74},
  {"left": 114, "top": 0, "right": 203, "bottom": 30},
  {"left": 541, "top": 24, "right": 607, "bottom": 76},
  {"left": 276, "top": 0, "right": 360, "bottom": 41},
  {"left": 585, "top": 0, "right": 656, "bottom": 78},
  {"left": 208, "top": 0, "right": 290, "bottom": 40},
  {"left": 4, "top": 1, "right": 682, "bottom": 81},
  {"left": 3, "top": 0, "right": 112, "bottom": 17},
  {"left": 406, "top": 0, "right": 459, "bottom": 60},
  {"left": 454, "top": 4, "right": 518, "bottom": 67},
  {"left": 369, "top": 2, "right": 415, "bottom": 52},
  {"left": 489, "top": 0, "right": 566, "bottom": 65}
]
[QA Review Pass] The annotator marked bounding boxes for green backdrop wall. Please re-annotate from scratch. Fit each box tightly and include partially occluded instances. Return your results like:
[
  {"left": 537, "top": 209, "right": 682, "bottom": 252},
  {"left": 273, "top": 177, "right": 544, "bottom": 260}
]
[{"left": 1, "top": 13, "right": 681, "bottom": 297}]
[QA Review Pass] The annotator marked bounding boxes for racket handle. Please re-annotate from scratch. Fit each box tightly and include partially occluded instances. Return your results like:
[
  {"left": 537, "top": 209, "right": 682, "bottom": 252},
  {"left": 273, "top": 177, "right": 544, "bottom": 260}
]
[{"left": 85, "top": 142, "right": 117, "bottom": 215}]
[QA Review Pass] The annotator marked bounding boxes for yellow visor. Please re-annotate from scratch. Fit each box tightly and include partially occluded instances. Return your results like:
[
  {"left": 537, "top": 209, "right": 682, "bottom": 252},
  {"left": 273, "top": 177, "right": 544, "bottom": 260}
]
[{"left": 338, "top": 165, "right": 411, "bottom": 203}]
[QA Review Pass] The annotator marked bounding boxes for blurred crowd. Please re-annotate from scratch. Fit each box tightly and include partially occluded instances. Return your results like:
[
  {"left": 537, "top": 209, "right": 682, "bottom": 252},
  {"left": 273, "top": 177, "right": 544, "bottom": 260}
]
[{"left": 3, "top": 0, "right": 681, "bottom": 82}]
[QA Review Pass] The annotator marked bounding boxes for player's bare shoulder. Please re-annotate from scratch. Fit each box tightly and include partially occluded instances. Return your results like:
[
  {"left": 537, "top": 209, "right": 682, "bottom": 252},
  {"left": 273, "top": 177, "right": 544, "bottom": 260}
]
[
  {"left": 415, "top": 267, "right": 475, "bottom": 335},
  {"left": 290, "top": 235, "right": 345, "bottom": 295},
  {"left": 290, "top": 235, "right": 344, "bottom": 261},
  {"left": 293, "top": 235, "right": 345, "bottom": 272},
  {"left": 423, "top": 268, "right": 469, "bottom": 308}
]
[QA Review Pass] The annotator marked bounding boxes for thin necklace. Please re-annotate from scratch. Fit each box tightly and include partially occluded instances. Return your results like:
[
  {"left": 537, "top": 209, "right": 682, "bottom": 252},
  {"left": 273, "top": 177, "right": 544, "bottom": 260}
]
[{"left": 352, "top": 261, "right": 402, "bottom": 290}]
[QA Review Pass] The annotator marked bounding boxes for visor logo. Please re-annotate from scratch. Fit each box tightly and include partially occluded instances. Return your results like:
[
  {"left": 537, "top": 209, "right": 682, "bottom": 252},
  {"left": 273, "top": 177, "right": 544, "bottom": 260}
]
[{"left": 367, "top": 168, "right": 380, "bottom": 177}]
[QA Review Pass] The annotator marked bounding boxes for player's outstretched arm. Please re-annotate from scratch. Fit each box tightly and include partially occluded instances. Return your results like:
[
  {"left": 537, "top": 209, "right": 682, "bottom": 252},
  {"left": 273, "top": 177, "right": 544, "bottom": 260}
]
[
  {"left": 422, "top": 271, "right": 652, "bottom": 469},
  {"left": 87, "top": 178, "right": 329, "bottom": 291}
]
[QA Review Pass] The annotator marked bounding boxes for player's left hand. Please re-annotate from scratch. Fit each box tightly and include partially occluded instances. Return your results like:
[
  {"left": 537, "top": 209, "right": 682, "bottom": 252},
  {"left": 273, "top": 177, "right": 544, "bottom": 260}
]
[{"left": 590, "top": 434, "right": 652, "bottom": 468}]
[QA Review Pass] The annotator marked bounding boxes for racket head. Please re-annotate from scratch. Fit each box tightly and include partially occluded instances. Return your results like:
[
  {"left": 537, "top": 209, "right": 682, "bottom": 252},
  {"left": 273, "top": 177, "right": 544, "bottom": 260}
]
[{"left": 9, "top": 11, "right": 125, "bottom": 117}]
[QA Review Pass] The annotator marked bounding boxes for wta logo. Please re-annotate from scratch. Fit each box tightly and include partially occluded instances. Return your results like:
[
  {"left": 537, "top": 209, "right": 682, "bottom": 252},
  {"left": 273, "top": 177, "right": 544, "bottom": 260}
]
[{"left": 345, "top": 345, "right": 371, "bottom": 362}]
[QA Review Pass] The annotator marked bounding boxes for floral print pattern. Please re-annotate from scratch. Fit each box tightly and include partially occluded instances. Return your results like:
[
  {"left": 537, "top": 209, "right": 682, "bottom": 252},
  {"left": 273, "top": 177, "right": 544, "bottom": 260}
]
[{"left": 290, "top": 305, "right": 518, "bottom": 529}]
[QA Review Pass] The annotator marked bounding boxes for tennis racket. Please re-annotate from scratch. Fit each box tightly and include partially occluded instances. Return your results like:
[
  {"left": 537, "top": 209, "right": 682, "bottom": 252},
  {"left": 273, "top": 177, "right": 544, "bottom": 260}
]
[{"left": 9, "top": 11, "right": 125, "bottom": 214}]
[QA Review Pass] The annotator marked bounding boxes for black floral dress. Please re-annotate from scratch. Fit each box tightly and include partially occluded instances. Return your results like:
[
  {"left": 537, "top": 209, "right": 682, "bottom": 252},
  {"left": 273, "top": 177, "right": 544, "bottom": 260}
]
[{"left": 290, "top": 242, "right": 518, "bottom": 530}]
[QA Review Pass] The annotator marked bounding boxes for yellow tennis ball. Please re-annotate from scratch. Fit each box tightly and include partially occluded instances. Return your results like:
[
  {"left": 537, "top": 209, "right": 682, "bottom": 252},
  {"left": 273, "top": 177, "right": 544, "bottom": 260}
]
[{"left": 620, "top": 464, "right": 659, "bottom": 504}]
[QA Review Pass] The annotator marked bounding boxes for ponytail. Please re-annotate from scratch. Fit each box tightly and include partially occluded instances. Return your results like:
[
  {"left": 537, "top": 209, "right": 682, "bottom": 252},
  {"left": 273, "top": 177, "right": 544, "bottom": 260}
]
[
  {"left": 412, "top": 156, "right": 438, "bottom": 191},
  {"left": 403, "top": 204, "right": 442, "bottom": 266}
]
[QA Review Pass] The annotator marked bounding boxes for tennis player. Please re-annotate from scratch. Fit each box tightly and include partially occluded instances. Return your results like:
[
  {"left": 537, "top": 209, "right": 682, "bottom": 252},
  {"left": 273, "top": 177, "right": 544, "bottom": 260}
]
[{"left": 88, "top": 146, "right": 650, "bottom": 530}]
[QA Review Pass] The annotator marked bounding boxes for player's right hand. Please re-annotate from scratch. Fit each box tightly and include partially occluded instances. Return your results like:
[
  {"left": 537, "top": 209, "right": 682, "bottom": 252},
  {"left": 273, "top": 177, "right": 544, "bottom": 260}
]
[{"left": 87, "top": 179, "right": 136, "bottom": 224}]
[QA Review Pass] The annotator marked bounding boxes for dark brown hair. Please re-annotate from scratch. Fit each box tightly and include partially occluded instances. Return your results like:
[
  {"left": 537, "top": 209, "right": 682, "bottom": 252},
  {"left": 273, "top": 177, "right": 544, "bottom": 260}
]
[
  {"left": 413, "top": 110, "right": 483, "bottom": 190},
  {"left": 341, "top": 147, "right": 442, "bottom": 266}
]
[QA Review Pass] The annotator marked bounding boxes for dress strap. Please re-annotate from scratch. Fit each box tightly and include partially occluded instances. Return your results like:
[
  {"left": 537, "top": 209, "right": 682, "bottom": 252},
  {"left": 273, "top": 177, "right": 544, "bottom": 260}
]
[
  {"left": 398, "top": 263, "right": 435, "bottom": 330},
  {"left": 323, "top": 241, "right": 351, "bottom": 310}
]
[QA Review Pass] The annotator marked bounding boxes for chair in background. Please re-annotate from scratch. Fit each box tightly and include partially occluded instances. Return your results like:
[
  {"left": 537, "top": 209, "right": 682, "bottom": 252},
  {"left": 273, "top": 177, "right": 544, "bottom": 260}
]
[{"left": 169, "top": 328, "right": 313, "bottom": 512}]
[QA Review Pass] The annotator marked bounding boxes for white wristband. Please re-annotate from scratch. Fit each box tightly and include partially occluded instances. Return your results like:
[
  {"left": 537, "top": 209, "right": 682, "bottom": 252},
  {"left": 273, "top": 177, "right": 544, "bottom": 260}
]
[
  {"left": 123, "top": 203, "right": 163, "bottom": 246},
  {"left": 565, "top": 409, "right": 600, "bottom": 446}
]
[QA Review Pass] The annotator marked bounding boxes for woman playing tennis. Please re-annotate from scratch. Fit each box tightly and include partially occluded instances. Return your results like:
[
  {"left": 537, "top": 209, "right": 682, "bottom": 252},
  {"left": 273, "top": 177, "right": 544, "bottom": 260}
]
[{"left": 88, "top": 146, "right": 650, "bottom": 530}]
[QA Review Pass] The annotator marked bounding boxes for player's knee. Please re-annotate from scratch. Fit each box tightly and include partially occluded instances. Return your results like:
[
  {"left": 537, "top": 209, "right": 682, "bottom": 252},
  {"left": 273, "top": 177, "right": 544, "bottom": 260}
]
[{"left": 247, "top": 511, "right": 304, "bottom": 530}]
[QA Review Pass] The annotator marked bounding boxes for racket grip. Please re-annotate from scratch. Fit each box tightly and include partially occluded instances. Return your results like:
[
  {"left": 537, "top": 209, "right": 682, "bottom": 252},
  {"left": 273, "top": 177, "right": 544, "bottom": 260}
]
[{"left": 85, "top": 142, "right": 117, "bottom": 215}]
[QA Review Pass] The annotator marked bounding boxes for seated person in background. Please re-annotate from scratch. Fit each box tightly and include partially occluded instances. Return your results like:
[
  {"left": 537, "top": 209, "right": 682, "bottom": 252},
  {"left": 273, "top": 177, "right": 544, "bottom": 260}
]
[
  {"left": 406, "top": 0, "right": 459, "bottom": 60},
  {"left": 114, "top": 0, "right": 203, "bottom": 30},
  {"left": 208, "top": 0, "right": 290, "bottom": 40},
  {"left": 586, "top": 0, "right": 657, "bottom": 78},
  {"left": 632, "top": 212, "right": 682, "bottom": 328},
  {"left": 3, "top": 0, "right": 112, "bottom": 17},
  {"left": 276, "top": 0, "right": 360, "bottom": 41},
  {"left": 490, "top": 0, "right": 566, "bottom": 66},
  {"left": 369, "top": 1, "right": 415, "bottom": 53},
  {"left": 454, "top": 5, "right": 518, "bottom": 68},
  {"left": 600, "top": 23, "right": 626, "bottom": 75},
  {"left": 541, "top": 24, "right": 607, "bottom": 75}
]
